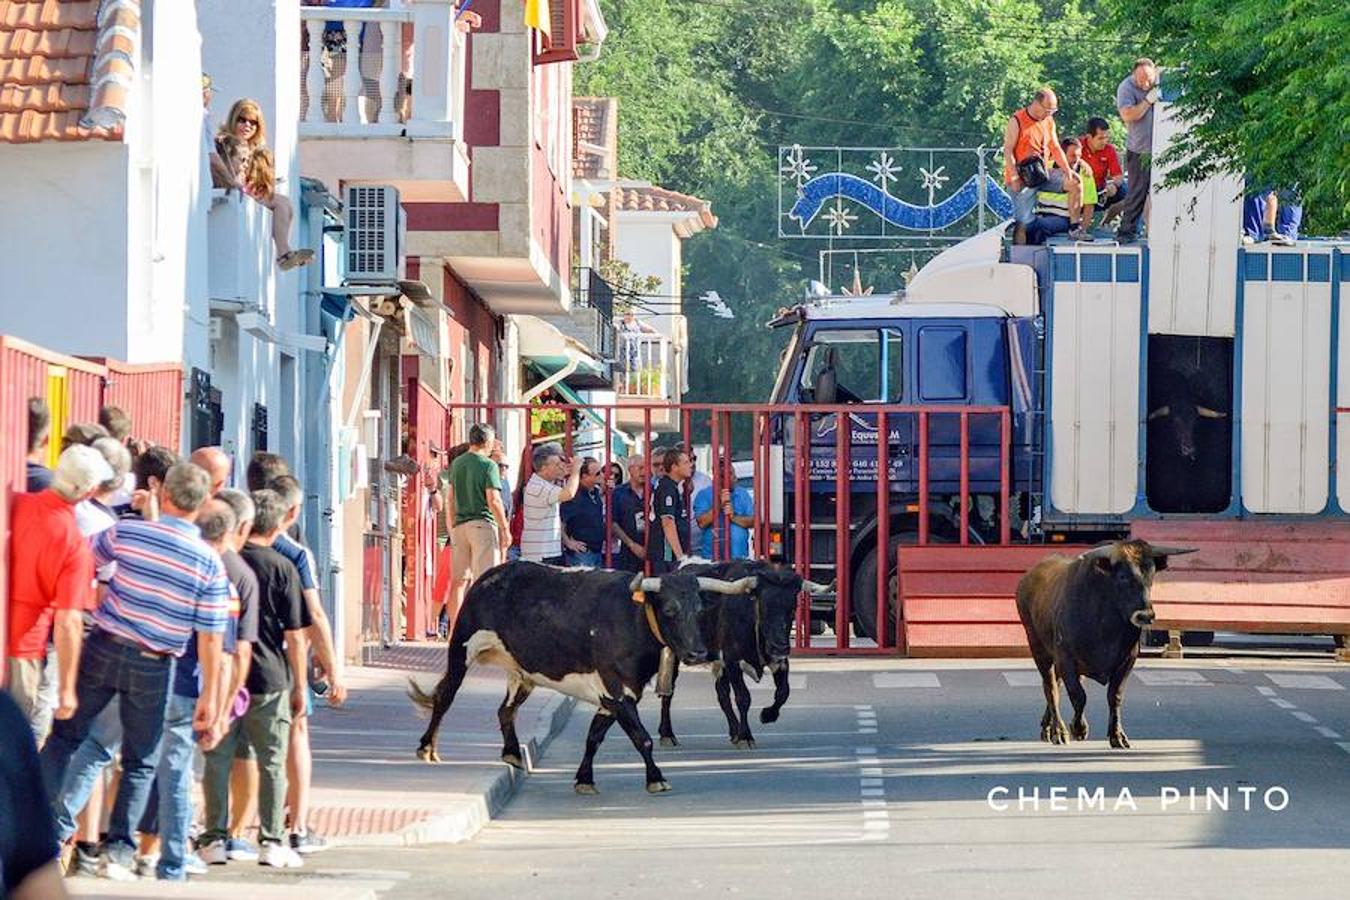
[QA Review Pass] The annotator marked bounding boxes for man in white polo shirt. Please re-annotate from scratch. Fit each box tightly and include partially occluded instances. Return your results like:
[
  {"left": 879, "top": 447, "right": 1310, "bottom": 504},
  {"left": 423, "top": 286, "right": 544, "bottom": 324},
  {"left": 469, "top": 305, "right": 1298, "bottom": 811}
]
[{"left": 519, "top": 443, "right": 581, "bottom": 564}]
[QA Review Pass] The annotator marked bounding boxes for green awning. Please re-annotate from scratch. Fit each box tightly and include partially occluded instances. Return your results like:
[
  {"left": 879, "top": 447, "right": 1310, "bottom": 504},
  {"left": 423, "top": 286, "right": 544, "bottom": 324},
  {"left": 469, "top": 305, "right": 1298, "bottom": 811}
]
[{"left": 528, "top": 370, "right": 631, "bottom": 456}]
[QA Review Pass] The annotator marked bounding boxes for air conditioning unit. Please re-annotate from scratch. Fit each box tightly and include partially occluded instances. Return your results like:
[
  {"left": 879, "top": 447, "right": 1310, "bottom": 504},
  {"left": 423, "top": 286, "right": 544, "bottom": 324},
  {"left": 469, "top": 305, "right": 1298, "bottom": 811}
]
[{"left": 344, "top": 185, "right": 403, "bottom": 284}]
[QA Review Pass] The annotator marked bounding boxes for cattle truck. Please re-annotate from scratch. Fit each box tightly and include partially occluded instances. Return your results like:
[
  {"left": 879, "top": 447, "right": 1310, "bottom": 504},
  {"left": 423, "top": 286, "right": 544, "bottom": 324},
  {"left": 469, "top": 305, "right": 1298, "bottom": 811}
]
[{"left": 763, "top": 111, "right": 1349, "bottom": 649}]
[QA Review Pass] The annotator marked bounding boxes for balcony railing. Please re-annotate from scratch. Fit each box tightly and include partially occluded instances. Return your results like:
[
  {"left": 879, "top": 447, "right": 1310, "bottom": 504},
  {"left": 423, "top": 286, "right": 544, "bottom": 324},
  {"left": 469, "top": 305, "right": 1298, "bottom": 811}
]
[
  {"left": 299, "top": 1, "right": 466, "bottom": 139},
  {"left": 616, "top": 332, "right": 671, "bottom": 398},
  {"left": 571, "top": 268, "right": 616, "bottom": 360}
]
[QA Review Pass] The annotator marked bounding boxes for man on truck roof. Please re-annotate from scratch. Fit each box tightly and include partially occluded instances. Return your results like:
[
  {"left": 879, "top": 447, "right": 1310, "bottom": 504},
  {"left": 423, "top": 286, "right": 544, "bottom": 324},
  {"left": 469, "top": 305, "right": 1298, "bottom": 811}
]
[{"left": 1002, "top": 86, "right": 1078, "bottom": 245}]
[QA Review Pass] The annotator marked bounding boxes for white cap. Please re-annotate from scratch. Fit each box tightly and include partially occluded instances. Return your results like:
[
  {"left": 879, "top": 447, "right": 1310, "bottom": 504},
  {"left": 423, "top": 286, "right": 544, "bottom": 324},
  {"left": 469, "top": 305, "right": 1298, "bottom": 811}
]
[{"left": 53, "top": 444, "right": 116, "bottom": 498}]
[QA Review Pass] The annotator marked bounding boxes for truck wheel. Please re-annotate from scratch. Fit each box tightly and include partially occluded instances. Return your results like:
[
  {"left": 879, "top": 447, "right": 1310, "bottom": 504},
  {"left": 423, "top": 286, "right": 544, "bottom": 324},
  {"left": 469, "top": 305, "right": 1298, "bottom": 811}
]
[{"left": 852, "top": 533, "right": 915, "bottom": 647}]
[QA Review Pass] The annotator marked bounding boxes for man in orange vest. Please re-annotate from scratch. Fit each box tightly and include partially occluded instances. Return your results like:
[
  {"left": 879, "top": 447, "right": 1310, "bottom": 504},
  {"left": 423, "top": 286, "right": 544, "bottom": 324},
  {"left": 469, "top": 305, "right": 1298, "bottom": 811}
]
[{"left": 1002, "top": 87, "right": 1079, "bottom": 244}]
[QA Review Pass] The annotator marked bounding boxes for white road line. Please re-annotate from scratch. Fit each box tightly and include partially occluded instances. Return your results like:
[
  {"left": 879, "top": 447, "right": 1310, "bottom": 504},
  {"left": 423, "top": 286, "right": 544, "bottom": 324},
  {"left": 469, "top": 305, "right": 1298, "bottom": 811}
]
[
  {"left": 854, "top": 746, "right": 877, "bottom": 755},
  {"left": 1314, "top": 726, "right": 1342, "bottom": 739},
  {"left": 1266, "top": 673, "right": 1345, "bottom": 691},
  {"left": 1002, "top": 671, "right": 1044, "bottom": 687},
  {"left": 1134, "top": 670, "right": 1211, "bottom": 686},
  {"left": 1337, "top": 742, "right": 1350, "bottom": 756},
  {"left": 860, "top": 778, "right": 884, "bottom": 787},
  {"left": 747, "top": 674, "right": 807, "bottom": 690},
  {"left": 863, "top": 810, "right": 890, "bottom": 820},
  {"left": 861, "top": 798, "right": 887, "bottom": 807},
  {"left": 861, "top": 767, "right": 884, "bottom": 776},
  {"left": 1255, "top": 686, "right": 1277, "bottom": 697},
  {"left": 1290, "top": 711, "right": 1318, "bottom": 724},
  {"left": 858, "top": 727, "right": 878, "bottom": 734},
  {"left": 873, "top": 672, "right": 940, "bottom": 688},
  {"left": 1268, "top": 698, "right": 1297, "bottom": 709},
  {"left": 857, "top": 758, "right": 880, "bottom": 766},
  {"left": 861, "top": 788, "right": 885, "bottom": 798}
]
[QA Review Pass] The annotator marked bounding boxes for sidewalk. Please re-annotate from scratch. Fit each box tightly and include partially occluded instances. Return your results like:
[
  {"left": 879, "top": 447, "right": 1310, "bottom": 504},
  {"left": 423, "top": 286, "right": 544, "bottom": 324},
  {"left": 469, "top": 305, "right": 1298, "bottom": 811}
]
[{"left": 298, "top": 643, "right": 576, "bottom": 847}]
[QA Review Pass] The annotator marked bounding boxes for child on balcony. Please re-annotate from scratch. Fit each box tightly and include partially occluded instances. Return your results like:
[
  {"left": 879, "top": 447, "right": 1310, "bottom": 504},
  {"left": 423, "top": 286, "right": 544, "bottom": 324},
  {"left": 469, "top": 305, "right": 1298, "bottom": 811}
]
[{"left": 215, "top": 99, "right": 315, "bottom": 272}]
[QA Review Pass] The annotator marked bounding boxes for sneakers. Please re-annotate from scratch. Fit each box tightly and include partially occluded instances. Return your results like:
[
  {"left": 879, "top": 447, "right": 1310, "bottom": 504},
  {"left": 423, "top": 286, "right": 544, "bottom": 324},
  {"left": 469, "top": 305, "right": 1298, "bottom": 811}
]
[
  {"left": 1068, "top": 227, "right": 1095, "bottom": 242},
  {"left": 69, "top": 842, "right": 100, "bottom": 877},
  {"left": 226, "top": 837, "right": 260, "bottom": 861},
  {"left": 196, "top": 839, "right": 228, "bottom": 866},
  {"left": 289, "top": 831, "right": 329, "bottom": 855},
  {"left": 100, "top": 845, "right": 139, "bottom": 881},
  {"left": 258, "top": 841, "right": 305, "bottom": 869},
  {"left": 1267, "top": 231, "right": 1296, "bottom": 247},
  {"left": 183, "top": 851, "right": 210, "bottom": 876},
  {"left": 134, "top": 855, "right": 158, "bottom": 878}
]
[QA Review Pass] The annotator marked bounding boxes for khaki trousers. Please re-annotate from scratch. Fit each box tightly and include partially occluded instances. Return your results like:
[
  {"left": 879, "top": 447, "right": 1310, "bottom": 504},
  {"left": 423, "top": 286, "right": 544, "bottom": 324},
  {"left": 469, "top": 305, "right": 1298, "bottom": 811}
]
[{"left": 451, "top": 519, "right": 501, "bottom": 583}]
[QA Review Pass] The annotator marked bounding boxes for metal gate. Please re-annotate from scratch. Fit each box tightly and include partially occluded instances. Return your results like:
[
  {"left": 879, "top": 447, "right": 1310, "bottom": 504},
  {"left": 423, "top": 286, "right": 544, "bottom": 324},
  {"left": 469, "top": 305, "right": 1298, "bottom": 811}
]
[{"left": 444, "top": 400, "right": 1016, "bottom": 655}]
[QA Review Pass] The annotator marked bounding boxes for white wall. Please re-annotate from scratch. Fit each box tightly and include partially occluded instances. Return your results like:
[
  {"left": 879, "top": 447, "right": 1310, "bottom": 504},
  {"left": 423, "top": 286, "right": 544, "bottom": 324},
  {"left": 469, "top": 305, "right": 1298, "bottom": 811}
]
[
  {"left": 0, "top": 143, "right": 131, "bottom": 353},
  {"left": 613, "top": 214, "right": 681, "bottom": 337}
]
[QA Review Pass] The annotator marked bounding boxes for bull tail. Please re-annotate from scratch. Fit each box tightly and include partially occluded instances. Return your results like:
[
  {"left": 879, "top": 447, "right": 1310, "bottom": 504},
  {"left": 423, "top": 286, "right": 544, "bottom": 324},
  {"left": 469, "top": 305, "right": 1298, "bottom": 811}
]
[
  {"left": 412, "top": 631, "right": 471, "bottom": 762},
  {"left": 408, "top": 676, "right": 439, "bottom": 712}
]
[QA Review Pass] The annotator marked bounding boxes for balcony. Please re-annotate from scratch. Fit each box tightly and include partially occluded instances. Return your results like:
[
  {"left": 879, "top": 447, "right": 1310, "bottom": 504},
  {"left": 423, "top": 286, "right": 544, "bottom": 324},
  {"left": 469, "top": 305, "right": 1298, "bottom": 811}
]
[
  {"left": 541, "top": 268, "right": 616, "bottom": 362},
  {"left": 208, "top": 190, "right": 273, "bottom": 310},
  {"left": 298, "top": 1, "right": 470, "bottom": 202},
  {"left": 614, "top": 329, "right": 681, "bottom": 432}
]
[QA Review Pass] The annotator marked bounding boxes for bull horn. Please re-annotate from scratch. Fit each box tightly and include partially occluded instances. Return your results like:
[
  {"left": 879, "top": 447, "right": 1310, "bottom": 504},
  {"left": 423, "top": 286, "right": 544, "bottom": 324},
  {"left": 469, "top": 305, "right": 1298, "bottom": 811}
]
[
  {"left": 631, "top": 576, "right": 664, "bottom": 594},
  {"left": 1077, "top": 545, "right": 1115, "bottom": 560},
  {"left": 1147, "top": 405, "right": 1171, "bottom": 420},
  {"left": 697, "top": 576, "right": 758, "bottom": 595},
  {"left": 1195, "top": 405, "right": 1227, "bottom": 419},
  {"left": 802, "top": 579, "right": 834, "bottom": 594},
  {"left": 1148, "top": 545, "right": 1198, "bottom": 557}
]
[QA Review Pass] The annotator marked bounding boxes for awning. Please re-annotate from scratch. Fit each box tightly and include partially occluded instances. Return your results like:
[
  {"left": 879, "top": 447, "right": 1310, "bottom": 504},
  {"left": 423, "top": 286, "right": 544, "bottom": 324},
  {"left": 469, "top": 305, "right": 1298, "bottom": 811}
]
[
  {"left": 517, "top": 315, "right": 608, "bottom": 384},
  {"left": 530, "top": 371, "right": 632, "bottom": 456}
]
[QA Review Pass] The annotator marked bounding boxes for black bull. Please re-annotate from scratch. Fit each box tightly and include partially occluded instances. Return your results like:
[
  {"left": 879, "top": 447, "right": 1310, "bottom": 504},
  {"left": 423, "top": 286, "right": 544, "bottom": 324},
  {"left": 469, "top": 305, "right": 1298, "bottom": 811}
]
[
  {"left": 657, "top": 560, "right": 830, "bottom": 749},
  {"left": 1015, "top": 540, "right": 1195, "bottom": 749},
  {"left": 408, "top": 562, "right": 756, "bottom": 794}
]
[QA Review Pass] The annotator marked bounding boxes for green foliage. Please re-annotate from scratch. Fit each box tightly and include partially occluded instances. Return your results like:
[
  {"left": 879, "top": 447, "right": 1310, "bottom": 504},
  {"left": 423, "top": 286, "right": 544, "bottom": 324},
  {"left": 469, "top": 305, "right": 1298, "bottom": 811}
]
[
  {"left": 575, "top": 1, "right": 1152, "bottom": 410},
  {"left": 1108, "top": 0, "right": 1350, "bottom": 232},
  {"left": 598, "top": 259, "right": 663, "bottom": 313}
]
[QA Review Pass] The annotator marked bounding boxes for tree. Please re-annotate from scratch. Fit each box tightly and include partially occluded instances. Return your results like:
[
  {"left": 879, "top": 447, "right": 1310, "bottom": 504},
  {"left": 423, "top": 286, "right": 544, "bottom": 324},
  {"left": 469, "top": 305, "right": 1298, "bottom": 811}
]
[{"left": 1108, "top": 0, "right": 1350, "bottom": 231}]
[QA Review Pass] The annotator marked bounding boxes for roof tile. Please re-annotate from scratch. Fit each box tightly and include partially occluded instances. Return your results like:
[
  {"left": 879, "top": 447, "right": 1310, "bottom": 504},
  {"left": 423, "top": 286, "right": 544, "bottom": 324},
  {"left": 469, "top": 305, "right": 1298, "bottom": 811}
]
[{"left": 0, "top": 0, "right": 136, "bottom": 143}]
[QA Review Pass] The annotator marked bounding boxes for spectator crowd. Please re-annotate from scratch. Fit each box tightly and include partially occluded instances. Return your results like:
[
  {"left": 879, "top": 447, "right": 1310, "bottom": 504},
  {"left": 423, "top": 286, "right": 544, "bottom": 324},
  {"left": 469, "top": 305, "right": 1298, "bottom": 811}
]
[
  {"left": 1003, "top": 59, "right": 1302, "bottom": 247},
  {"left": 5, "top": 398, "right": 345, "bottom": 887}
]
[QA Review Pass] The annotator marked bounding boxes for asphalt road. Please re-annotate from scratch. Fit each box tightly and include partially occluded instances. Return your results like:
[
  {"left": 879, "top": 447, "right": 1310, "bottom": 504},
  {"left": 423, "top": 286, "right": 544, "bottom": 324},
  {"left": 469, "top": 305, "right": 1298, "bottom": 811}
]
[{"left": 204, "top": 658, "right": 1350, "bottom": 899}]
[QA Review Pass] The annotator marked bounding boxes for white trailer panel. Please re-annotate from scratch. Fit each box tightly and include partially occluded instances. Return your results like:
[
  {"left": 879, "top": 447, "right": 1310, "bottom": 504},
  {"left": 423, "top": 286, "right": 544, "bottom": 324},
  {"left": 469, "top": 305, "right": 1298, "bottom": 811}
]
[
  {"left": 1146, "top": 100, "right": 1243, "bottom": 337},
  {"left": 1049, "top": 248, "right": 1143, "bottom": 515},
  {"left": 1241, "top": 248, "right": 1332, "bottom": 514}
]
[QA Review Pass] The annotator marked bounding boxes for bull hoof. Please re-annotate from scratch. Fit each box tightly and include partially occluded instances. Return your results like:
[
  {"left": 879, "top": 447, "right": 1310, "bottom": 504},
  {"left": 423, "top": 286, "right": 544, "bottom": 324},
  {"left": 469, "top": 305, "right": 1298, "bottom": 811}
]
[
  {"left": 733, "top": 738, "right": 757, "bottom": 750},
  {"left": 645, "top": 780, "right": 672, "bottom": 794},
  {"left": 1070, "top": 720, "right": 1089, "bottom": 741},
  {"left": 1039, "top": 726, "right": 1052, "bottom": 743},
  {"left": 574, "top": 782, "right": 600, "bottom": 795},
  {"left": 1048, "top": 723, "right": 1069, "bottom": 745},
  {"left": 659, "top": 735, "right": 679, "bottom": 748},
  {"left": 502, "top": 753, "right": 525, "bottom": 770},
  {"left": 416, "top": 746, "right": 440, "bottom": 763},
  {"left": 1109, "top": 731, "right": 1131, "bottom": 750},
  {"left": 759, "top": 708, "right": 780, "bottom": 724}
]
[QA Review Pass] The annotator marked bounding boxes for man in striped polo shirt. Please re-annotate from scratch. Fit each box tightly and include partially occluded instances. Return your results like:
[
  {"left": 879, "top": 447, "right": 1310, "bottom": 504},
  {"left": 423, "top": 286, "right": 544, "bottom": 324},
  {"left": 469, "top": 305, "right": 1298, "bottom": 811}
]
[{"left": 40, "top": 462, "right": 229, "bottom": 882}]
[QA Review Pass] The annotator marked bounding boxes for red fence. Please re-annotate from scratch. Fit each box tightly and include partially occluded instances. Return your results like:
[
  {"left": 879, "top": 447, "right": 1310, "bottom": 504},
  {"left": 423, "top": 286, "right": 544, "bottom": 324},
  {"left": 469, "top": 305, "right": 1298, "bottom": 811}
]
[
  {"left": 403, "top": 368, "right": 449, "bottom": 641},
  {"left": 1, "top": 335, "right": 184, "bottom": 679},
  {"left": 442, "top": 400, "right": 1016, "bottom": 656}
]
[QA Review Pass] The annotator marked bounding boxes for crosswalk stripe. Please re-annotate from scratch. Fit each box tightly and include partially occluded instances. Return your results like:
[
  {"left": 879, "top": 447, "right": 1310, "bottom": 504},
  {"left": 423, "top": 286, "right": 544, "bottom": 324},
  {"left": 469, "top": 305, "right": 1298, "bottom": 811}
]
[
  {"left": 1265, "top": 673, "right": 1345, "bottom": 691},
  {"left": 747, "top": 674, "right": 807, "bottom": 690},
  {"left": 872, "top": 672, "right": 940, "bottom": 688},
  {"left": 1134, "top": 670, "right": 1211, "bottom": 686},
  {"left": 1003, "top": 671, "right": 1044, "bottom": 687}
]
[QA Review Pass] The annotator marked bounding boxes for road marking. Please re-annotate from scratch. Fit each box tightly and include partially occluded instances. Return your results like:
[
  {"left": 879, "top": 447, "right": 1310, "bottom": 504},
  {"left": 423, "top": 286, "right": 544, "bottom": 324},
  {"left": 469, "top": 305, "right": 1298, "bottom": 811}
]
[
  {"left": 872, "top": 672, "right": 940, "bottom": 688},
  {"left": 1290, "top": 711, "right": 1318, "bottom": 724},
  {"left": 1268, "top": 697, "right": 1297, "bottom": 709},
  {"left": 1003, "top": 671, "right": 1044, "bottom": 687},
  {"left": 855, "top": 746, "right": 877, "bottom": 755},
  {"left": 858, "top": 727, "right": 878, "bottom": 734},
  {"left": 861, "top": 788, "right": 885, "bottom": 798},
  {"left": 747, "top": 674, "right": 807, "bottom": 690},
  {"left": 1314, "top": 726, "right": 1342, "bottom": 739},
  {"left": 861, "top": 798, "right": 888, "bottom": 807},
  {"left": 860, "top": 777, "right": 884, "bottom": 787},
  {"left": 1265, "top": 673, "right": 1345, "bottom": 691},
  {"left": 854, "top": 704, "right": 888, "bottom": 843},
  {"left": 1255, "top": 686, "right": 1277, "bottom": 697},
  {"left": 861, "top": 766, "right": 884, "bottom": 776},
  {"left": 1134, "top": 670, "right": 1210, "bottom": 686},
  {"left": 1338, "top": 743, "right": 1350, "bottom": 756}
]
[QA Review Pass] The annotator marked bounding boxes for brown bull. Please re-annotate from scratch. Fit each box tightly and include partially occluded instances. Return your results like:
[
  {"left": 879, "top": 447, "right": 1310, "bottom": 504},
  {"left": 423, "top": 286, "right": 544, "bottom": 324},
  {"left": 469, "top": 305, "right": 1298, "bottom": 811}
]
[{"left": 1015, "top": 540, "right": 1195, "bottom": 749}]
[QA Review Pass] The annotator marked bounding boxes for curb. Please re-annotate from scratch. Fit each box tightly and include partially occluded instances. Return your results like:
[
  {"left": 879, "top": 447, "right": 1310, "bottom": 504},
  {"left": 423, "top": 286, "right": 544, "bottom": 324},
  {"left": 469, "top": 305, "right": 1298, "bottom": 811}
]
[{"left": 332, "top": 692, "right": 578, "bottom": 848}]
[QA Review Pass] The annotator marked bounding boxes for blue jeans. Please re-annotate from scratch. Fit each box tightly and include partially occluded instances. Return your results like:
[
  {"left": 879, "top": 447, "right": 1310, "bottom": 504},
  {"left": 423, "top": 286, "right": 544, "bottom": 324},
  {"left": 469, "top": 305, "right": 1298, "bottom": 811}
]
[
  {"left": 564, "top": 549, "right": 603, "bottom": 567},
  {"left": 147, "top": 693, "right": 197, "bottom": 880},
  {"left": 40, "top": 631, "right": 173, "bottom": 852},
  {"left": 53, "top": 704, "right": 123, "bottom": 842}
]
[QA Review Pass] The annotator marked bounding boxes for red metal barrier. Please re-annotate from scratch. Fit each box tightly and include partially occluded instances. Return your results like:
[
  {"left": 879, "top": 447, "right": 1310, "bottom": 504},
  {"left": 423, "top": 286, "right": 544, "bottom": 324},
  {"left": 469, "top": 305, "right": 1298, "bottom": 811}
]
[
  {"left": 442, "top": 400, "right": 1015, "bottom": 657},
  {"left": 403, "top": 371, "right": 447, "bottom": 641},
  {"left": 96, "top": 360, "right": 184, "bottom": 450}
]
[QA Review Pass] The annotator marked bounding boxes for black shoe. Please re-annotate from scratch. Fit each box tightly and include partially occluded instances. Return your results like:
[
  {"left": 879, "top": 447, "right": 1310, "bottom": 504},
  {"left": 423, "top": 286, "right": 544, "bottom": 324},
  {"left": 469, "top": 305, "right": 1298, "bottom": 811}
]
[{"left": 1114, "top": 231, "right": 1139, "bottom": 244}]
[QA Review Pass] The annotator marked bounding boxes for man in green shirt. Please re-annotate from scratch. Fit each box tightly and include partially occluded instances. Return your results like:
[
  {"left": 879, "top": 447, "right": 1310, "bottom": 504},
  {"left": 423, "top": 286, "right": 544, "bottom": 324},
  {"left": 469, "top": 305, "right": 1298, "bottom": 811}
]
[
  {"left": 1033, "top": 136, "right": 1099, "bottom": 243},
  {"left": 448, "top": 424, "right": 511, "bottom": 618}
]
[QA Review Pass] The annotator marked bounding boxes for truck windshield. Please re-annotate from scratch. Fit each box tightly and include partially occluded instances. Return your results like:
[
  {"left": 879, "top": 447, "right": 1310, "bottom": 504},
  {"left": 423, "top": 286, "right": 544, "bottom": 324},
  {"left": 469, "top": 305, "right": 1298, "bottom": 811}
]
[{"left": 801, "top": 328, "right": 903, "bottom": 403}]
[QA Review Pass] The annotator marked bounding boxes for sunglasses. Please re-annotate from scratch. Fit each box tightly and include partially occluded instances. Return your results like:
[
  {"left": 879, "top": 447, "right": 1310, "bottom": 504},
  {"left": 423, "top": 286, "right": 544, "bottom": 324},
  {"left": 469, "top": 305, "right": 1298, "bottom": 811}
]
[{"left": 237, "top": 117, "right": 259, "bottom": 128}]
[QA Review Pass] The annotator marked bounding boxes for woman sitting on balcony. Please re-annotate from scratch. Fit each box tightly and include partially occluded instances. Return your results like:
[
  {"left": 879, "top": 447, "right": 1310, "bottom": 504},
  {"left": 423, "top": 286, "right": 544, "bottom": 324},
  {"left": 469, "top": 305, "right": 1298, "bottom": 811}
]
[{"left": 215, "top": 99, "right": 315, "bottom": 271}]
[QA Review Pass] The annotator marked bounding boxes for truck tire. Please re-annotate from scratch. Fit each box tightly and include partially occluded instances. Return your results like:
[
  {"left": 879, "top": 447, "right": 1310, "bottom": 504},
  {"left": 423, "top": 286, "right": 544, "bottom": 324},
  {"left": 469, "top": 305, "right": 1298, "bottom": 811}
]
[{"left": 852, "top": 532, "right": 918, "bottom": 647}]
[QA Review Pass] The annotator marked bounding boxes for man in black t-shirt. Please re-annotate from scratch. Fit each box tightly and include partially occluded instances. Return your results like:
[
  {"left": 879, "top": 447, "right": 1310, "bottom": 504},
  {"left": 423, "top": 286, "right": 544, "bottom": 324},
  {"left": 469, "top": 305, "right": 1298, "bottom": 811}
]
[
  {"left": 199, "top": 489, "right": 310, "bottom": 870},
  {"left": 646, "top": 447, "right": 693, "bottom": 574}
]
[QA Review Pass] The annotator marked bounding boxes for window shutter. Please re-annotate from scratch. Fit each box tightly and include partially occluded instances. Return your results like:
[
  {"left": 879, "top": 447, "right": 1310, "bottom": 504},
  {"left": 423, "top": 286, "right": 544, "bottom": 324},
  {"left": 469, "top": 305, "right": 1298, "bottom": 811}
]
[{"left": 534, "top": 0, "right": 579, "bottom": 65}]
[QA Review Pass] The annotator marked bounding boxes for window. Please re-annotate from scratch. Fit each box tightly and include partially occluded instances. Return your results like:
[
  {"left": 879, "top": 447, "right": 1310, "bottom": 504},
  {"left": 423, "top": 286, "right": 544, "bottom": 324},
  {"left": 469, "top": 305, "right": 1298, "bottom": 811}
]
[
  {"left": 918, "top": 327, "right": 968, "bottom": 401},
  {"left": 801, "top": 329, "right": 882, "bottom": 403},
  {"left": 883, "top": 328, "right": 904, "bottom": 402}
]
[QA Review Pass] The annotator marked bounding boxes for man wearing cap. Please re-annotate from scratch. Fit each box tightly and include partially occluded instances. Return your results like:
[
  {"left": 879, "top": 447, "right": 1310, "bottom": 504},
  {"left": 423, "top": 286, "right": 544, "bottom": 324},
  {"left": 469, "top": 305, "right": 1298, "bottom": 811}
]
[{"left": 5, "top": 445, "right": 113, "bottom": 740}]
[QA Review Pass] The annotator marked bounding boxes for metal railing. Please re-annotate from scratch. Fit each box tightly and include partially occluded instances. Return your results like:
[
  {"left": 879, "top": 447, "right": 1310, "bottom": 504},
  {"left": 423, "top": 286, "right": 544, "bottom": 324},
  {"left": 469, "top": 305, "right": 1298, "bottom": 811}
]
[
  {"left": 616, "top": 332, "right": 671, "bottom": 398},
  {"left": 299, "top": 1, "right": 466, "bottom": 139},
  {"left": 572, "top": 268, "right": 617, "bottom": 360}
]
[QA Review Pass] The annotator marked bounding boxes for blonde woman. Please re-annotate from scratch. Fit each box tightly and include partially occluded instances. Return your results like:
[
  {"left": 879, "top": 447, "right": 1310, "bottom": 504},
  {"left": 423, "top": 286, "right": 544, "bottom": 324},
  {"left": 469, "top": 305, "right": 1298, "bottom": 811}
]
[{"left": 216, "top": 99, "right": 314, "bottom": 271}]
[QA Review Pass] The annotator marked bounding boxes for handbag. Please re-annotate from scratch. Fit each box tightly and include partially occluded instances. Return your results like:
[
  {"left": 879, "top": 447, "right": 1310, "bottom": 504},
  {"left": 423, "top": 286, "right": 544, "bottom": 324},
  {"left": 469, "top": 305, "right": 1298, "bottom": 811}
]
[{"left": 1017, "top": 155, "right": 1049, "bottom": 189}]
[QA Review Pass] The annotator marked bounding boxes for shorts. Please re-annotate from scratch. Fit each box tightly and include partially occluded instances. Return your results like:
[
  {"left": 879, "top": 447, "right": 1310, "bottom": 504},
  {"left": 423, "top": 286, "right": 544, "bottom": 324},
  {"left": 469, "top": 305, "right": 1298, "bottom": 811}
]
[
  {"left": 451, "top": 519, "right": 501, "bottom": 583},
  {"left": 1012, "top": 185, "right": 1039, "bottom": 224}
]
